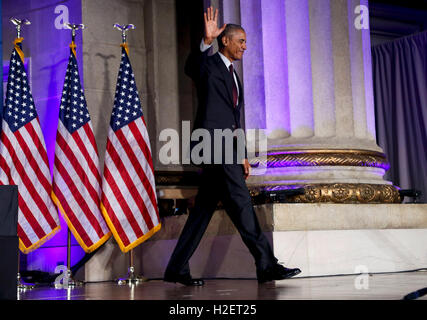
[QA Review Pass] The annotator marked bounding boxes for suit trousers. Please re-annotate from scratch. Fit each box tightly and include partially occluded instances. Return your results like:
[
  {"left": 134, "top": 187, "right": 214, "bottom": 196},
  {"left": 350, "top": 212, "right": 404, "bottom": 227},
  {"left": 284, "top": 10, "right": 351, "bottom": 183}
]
[{"left": 165, "top": 164, "right": 277, "bottom": 277}]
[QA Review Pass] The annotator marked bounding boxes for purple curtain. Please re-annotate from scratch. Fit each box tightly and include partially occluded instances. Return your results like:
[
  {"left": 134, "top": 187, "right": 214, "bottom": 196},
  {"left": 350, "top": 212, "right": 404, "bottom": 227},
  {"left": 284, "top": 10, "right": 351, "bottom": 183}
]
[{"left": 372, "top": 32, "right": 427, "bottom": 203}]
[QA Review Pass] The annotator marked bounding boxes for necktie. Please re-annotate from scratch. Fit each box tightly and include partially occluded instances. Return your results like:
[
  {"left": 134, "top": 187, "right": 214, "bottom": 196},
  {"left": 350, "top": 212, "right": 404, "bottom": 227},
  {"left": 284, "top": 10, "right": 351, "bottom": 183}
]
[{"left": 229, "top": 64, "right": 238, "bottom": 108}]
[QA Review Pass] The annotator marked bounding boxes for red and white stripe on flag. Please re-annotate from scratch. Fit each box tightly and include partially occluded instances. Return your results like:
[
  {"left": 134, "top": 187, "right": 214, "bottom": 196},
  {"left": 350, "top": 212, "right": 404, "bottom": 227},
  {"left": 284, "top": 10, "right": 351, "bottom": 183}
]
[
  {"left": 52, "top": 121, "right": 111, "bottom": 252},
  {"left": 52, "top": 49, "right": 111, "bottom": 253},
  {"left": 0, "top": 119, "right": 61, "bottom": 253},
  {"left": 101, "top": 117, "right": 161, "bottom": 253}
]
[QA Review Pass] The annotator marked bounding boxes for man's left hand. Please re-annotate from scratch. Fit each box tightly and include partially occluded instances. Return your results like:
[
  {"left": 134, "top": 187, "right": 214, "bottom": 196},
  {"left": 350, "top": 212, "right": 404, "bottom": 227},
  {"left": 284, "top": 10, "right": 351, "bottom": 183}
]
[{"left": 242, "top": 158, "right": 251, "bottom": 180}]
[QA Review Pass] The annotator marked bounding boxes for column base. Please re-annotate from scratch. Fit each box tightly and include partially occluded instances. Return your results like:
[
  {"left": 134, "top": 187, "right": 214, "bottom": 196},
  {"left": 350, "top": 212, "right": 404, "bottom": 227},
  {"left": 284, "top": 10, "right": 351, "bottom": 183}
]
[
  {"left": 136, "top": 203, "right": 427, "bottom": 278},
  {"left": 247, "top": 148, "right": 399, "bottom": 203},
  {"left": 249, "top": 183, "right": 401, "bottom": 204},
  {"left": 83, "top": 203, "right": 427, "bottom": 280}
]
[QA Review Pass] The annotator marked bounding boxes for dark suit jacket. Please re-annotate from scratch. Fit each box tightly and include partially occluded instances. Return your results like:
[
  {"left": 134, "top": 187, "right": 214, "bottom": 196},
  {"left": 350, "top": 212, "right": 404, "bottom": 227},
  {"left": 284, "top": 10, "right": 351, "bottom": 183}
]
[{"left": 185, "top": 48, "right": 246, "bottom": 165}]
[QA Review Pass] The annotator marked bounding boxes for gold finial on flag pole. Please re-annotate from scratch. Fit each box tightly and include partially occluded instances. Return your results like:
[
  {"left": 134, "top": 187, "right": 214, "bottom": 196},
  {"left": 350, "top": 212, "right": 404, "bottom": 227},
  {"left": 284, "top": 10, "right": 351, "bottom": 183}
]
[
  {"left": 64, "top": 23, "right": 85, "bottom": 41},
  {"left": 10, "top": 18, "right": 30, "bottom": 62},
  {"left": 10, "top": 18, "right": 31, "bottom": 39},
  {"left": 113, "top": 23, "right": 135, "bottom": 43},
  {"left": 113, "top": 23, "right": 135, "bottom": 55},
  {"left": 64, "top": 23, "right": 85, "bottom": 56}
]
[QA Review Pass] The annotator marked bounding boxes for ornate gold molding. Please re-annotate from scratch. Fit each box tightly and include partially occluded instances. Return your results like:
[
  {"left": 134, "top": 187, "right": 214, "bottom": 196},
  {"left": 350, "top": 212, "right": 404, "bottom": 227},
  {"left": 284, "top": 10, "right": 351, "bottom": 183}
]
[
  {"left": 252, "top": 149, "right": 390, "bottom": 170},
  {"left": 250, "top": 183, "right": 401, "bottom": 204}
]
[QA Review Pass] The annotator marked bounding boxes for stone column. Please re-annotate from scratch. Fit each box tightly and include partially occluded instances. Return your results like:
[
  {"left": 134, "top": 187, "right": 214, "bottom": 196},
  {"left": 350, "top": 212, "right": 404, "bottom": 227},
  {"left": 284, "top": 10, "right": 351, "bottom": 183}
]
[
  {"left": 81, "top": 0, "right": 147, "bottom": 281},
  {"left": 218, "top": 0, "right": 243, "bottom": 77},
  {"left": 239, "top": 0, "right": 399, "bottom": 203},
  {"left": 144, "top": 0, "right": 181, "bottom": 171}
]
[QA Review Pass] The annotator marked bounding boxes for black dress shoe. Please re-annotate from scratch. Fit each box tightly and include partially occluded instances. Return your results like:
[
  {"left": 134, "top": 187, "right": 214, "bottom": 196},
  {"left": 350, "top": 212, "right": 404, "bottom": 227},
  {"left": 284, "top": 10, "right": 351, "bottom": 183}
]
[
  {"left": 164, "top": 273, "right": 205, "bottom": 286},
  {"left": 257, "top": 264, "right": 301, "bottom": 283}
]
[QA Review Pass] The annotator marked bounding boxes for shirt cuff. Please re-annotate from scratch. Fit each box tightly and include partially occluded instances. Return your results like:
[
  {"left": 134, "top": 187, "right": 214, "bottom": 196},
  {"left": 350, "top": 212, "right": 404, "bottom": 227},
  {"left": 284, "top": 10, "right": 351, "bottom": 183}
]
[{"left": 200, "top": 38, "right": 213, "bottom": 52}]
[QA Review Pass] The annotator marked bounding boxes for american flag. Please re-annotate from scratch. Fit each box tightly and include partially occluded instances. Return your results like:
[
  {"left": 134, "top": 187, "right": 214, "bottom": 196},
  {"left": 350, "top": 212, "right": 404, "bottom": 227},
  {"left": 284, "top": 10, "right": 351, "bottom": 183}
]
[
  {"left": 101, "top": 46, "right": 160, "bottom": 253},
  {"left": 0, "top": 42, "right": 60, "bottom": 253},
  {"left": 52, "top": 46, "right": 111, "bottom": 253}
]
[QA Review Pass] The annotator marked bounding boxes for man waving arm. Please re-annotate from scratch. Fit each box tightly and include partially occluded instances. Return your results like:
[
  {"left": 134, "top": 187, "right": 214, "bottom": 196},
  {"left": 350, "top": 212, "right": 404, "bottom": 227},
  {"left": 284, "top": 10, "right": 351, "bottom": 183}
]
[{"left": 185, "top": 6, "right": 226, "bottom": 81}]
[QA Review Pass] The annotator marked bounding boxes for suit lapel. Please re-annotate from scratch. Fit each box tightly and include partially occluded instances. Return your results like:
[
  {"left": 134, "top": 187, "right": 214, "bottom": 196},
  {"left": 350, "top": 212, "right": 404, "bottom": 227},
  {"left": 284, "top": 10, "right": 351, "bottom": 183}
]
[{"left": 213, "top": 53, "right": 234, "bottom": 108}]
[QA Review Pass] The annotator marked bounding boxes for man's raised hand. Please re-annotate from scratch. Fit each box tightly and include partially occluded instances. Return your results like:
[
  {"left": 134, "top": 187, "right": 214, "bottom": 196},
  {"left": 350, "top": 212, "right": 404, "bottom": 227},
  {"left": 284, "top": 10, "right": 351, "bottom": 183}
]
[{"left": 203, "top": 6, "right": 226, "bottom": 46}]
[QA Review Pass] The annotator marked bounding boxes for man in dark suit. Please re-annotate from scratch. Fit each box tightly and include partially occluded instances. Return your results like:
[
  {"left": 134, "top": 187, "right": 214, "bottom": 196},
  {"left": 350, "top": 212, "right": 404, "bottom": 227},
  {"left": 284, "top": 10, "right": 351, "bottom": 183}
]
[{"left": 164, "top": 6, "right": 301, "bottom": 286}]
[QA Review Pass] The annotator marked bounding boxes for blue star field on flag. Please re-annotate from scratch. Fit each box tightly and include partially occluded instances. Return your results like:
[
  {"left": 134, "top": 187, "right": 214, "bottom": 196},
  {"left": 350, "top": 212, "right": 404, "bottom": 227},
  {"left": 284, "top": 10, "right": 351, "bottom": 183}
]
[
  {"left": 110, "top": 48, "right": 143, "bottom": 132},
  {"left": 59, "top": 51, "right": 90, "bottom": 134},
  {"left": 3, "top": 49, "right": 37, "bottom": 132}
]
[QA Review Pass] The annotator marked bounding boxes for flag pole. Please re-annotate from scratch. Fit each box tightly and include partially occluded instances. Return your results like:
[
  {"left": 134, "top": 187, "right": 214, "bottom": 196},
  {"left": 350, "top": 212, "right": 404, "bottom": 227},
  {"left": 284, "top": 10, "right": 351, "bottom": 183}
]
[
  {"left": 54, "top": 22, "right": 86, "bottom": 290},
  {"left": 17, "top": 252, "right": 34, "bottom": 292},
  {"left": 117, "top": 249, "right": 147, "bottom": 285},
  {"left": 10, "top": 17, "right": 36, "bottom": 293},
  {"left": 64, "top": 22, "right": 85, "bottom": 45},
  {"left": 113, "top": 22, "right": 135, "bottom": 45},
  {"left": 62, "top": 227, "right": 84, "bottom": 288},
  {"left": 112, "top": 23, "right": 147, "bottom": 286},
  {"left": 10, "top": 17, "right": 31, "bottom": 39}
]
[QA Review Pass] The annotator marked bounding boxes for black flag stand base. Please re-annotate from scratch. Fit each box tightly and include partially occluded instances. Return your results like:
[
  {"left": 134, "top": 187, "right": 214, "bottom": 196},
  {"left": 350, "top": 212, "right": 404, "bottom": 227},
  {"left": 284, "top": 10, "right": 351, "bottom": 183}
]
[
  {"left": 55, "top": 228, "right": 84, "bottom": 289},
  {"left": 117, "top": 249, "right": 148, "bottom": 285},
  {"left": 17, "top": 272, "right": 35, "bottom": 291},
  {"left": 17, "top": 253, "right": 35, "bottom": 292}
]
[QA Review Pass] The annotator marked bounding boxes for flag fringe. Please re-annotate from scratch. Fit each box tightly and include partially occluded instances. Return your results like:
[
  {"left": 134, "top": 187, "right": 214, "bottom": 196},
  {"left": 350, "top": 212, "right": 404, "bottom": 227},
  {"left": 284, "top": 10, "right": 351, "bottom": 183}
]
[
  {"left": 51, "top": 191, "right": 112, "bottom": 253},
  {"left": 19, "top": 225, "right": 61, "bottom": 254},
  {"left": 13, "top": 37, "right": 25, "bottom": 62},
  {"left": 69, "top": 41, "right": 77, "bottom": 57},
  {"left": 100, "top": 202, "right": 161, "bottom": 253},
  {"left": 120, "top": 42, "right": 129, "bottom": 55}
]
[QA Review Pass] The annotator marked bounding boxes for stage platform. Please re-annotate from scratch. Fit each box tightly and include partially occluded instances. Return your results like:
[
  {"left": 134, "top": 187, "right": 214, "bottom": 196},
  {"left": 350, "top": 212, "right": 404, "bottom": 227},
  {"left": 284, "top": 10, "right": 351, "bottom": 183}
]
[
  {"left": 17, "top": 271, "right": 427, "bottom": 300},
  {"left": 84, "top": 204, "right": 427, "bottom": 281}
]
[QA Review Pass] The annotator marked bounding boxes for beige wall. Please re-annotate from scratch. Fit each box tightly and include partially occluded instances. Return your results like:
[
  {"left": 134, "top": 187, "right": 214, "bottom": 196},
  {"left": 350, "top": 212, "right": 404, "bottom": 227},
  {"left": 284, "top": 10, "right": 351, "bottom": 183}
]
[
  {"left": 82, "top": 0, "right": 199, "bottom": 173},
  {"left": 82, "top": 0, "right": 147, "bottom": 165}
]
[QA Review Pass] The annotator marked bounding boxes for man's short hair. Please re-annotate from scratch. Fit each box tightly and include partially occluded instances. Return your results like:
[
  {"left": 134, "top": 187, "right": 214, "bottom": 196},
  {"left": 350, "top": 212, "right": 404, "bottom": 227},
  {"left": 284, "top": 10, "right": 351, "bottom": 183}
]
[{"left": 218, "top": 24, "right": 245, "bottom": 50}]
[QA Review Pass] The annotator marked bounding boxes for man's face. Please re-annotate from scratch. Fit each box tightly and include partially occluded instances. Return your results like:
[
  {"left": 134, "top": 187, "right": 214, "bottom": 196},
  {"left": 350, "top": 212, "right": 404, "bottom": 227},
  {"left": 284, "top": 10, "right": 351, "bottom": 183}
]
[{"left": 223, "top": 29, "right": 247, "bottom": 61}]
